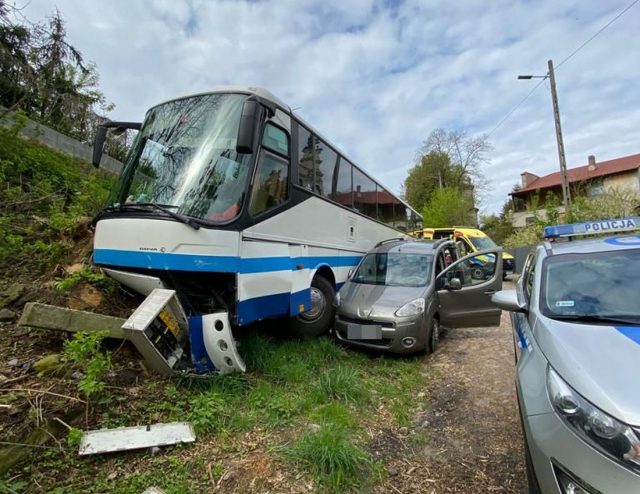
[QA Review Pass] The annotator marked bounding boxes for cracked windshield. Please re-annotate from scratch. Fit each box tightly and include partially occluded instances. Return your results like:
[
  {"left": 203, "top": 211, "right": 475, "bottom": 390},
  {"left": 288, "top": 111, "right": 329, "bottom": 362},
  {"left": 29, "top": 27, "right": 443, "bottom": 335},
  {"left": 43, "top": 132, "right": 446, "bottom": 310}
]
[{"left": 112, "top": 93, "right": 252, "bottom": 222}]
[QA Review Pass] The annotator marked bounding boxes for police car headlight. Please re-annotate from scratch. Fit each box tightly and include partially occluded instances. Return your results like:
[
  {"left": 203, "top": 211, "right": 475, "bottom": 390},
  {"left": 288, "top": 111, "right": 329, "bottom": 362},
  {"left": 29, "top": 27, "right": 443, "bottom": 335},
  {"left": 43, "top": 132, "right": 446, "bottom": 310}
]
[
  {"left": 547, "top": 367, "right": 640, "bottom": 471},
  {"left": 395, "top": 298, "right": 425, "bottom": 317}
]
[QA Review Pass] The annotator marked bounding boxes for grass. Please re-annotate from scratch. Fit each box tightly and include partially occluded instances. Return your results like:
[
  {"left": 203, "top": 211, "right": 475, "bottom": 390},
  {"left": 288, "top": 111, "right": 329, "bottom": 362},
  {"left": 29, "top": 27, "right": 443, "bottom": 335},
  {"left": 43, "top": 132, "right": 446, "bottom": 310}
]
[
  {"left": 4, "top": 331, "right": 429, "bottom": 493},
  {"left": 283, "top": 423, "right": 380, "bottom": 492}
]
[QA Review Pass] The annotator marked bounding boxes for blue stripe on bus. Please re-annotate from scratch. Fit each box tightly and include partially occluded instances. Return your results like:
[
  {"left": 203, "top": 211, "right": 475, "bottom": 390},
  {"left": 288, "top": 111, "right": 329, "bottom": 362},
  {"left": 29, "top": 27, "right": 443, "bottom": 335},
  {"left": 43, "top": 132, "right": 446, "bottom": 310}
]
[
  {"left": 237, "top": 291, "right": 291, "bottom": 325},
  {"left": 616, "top": 326, "right": 640, "bottom": 345},
  {"left": 93, "top": 249, "right": 361, "bottom": 274},
  {"left": 289, "top": 288, "right": 311, "bottom": 317}
]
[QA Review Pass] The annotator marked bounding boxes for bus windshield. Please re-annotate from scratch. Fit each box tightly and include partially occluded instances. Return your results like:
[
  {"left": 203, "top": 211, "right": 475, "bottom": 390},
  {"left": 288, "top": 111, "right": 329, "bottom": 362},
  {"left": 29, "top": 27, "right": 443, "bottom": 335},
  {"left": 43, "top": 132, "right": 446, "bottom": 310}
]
[{"left": 109, "top": 93, "right": 253, "bottom": 223}]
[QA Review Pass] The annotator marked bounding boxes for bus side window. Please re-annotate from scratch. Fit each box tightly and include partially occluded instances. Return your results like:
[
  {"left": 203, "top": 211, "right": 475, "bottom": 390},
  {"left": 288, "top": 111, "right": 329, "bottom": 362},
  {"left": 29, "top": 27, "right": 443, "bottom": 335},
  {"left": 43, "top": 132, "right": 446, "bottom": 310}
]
[
  {"left": 249, "top": 153, "right": 289, "bottom": 216},
  {"left": 298, "top": 126, "right": 313, "bottom": 190}
]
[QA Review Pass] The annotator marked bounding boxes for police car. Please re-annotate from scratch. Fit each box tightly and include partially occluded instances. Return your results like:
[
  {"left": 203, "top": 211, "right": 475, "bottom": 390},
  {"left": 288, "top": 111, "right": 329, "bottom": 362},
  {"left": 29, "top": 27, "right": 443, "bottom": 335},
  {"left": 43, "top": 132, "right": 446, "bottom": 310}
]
[{"left": 491, "top": 217, "right": 640, "bottom": 494}]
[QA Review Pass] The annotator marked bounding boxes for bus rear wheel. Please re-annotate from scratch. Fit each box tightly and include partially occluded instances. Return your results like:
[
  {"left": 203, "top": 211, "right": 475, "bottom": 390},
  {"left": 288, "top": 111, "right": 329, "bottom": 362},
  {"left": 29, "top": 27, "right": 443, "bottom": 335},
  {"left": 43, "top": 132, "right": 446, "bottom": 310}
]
[{"left": 289, "top": 276, "right": 335, "bottom": 339}]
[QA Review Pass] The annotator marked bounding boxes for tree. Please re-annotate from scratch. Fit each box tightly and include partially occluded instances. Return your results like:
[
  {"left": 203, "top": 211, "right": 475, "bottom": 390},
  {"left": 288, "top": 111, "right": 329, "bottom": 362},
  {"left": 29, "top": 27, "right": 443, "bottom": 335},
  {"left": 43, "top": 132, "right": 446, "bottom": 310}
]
[
  {"left": 404, "top": 128, "right": 492, "bottom": 212},
  {"left": 422, "top": 187, "right": 475, "bottom": 227},
  {"left": 0, "top": 7, "right": 112, "bottom": 142},
  {"left": 404, "top": 151, "right": 452, "bottom": 211},
  {"left": 421, "top": 128, "right": 491, "bottom": 191}
]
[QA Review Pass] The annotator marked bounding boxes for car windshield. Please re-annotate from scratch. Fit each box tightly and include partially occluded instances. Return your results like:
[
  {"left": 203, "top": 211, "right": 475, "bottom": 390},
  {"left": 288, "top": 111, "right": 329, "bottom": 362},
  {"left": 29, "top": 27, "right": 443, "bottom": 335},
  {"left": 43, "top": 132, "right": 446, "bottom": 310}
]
[
  {"left": 468, "top": 236, "right": 498, "bottom": 250},
  {"left": 541, "top": 248, "right": 640, "bottom": 321},
  {"left": 352, "top": 253, "right": 433, "bottom": 287},
  {"left": 108, "top": 93, "right": 253, "bottom": 223}
]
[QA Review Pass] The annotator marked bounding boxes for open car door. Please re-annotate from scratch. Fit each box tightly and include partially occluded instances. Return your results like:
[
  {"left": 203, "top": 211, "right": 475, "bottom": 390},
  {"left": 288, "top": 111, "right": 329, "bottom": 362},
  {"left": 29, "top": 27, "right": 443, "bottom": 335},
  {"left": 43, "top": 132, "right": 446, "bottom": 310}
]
[{"left": 435, "top": 248, "right": 503, "bottom": 328}]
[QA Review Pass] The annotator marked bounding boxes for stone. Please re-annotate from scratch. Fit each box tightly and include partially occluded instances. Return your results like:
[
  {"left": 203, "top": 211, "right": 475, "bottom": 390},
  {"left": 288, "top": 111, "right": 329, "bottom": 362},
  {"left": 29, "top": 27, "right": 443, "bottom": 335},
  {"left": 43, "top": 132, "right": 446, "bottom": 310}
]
[
  {"left": 0, "top": 284, "right": 24, "bottom": 309},
  {"left": 387, "top": 466, "right": 399, "bottom": 477},
  {"left": 0, "top": 308, "right": 16, "bottom": 322},
  {"left": 7, "top": 358, "right": 18, "bottom": 367}
]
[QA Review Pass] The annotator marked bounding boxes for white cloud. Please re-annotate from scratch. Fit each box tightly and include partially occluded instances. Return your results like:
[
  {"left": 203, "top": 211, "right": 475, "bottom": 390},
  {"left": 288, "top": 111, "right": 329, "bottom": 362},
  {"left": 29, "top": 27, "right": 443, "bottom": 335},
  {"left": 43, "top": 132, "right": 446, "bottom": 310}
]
[{"left": 16, "top": 0, "right": 640, "bottom": 215}]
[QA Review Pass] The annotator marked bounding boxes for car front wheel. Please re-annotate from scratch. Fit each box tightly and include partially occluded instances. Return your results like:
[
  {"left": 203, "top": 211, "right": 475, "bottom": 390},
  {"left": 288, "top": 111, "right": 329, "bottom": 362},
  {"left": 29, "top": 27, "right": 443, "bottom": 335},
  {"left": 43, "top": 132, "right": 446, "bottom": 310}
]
[{"left": 426, "top": 316, "right": 440, "bottom": 353}]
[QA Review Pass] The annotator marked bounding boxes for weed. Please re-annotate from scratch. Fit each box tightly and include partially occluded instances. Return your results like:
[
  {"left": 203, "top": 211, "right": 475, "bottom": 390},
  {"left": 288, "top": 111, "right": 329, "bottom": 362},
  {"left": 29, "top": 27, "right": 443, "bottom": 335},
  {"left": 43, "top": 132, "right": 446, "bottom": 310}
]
[
  {"left": 284, "top": 423, "right": 378, "bottom": 492},
  {"left": 54, "top": 266, "right": 110, "bottom": 292},
  {"left": 314, "top": 366, "right": 367, "bottom": 405},
  {"left": 310, "top": 402, "right": 356, "bottom": 430},
  {"left": 67, "top": 427, "right": 84, "bottom": 448},
  {"left": 63, "top": 332, "right": 111, "bottom": 398},
  {"left": 246, "top": 381, "right": 307, "bottom": 427},
  {"left": 186, "top": 391, "right": 228, "bottom": 434}
]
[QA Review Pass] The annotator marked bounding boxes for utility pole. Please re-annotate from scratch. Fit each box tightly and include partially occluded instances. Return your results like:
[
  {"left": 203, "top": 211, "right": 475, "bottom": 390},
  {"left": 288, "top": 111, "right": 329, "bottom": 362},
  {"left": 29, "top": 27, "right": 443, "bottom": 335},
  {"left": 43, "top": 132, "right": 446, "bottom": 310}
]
[
  {"left": 518, "top": 60, "right": 572, "bottom": 212},
  {"left": 547, "top": 59, "right": 571, "bottom": 211}
]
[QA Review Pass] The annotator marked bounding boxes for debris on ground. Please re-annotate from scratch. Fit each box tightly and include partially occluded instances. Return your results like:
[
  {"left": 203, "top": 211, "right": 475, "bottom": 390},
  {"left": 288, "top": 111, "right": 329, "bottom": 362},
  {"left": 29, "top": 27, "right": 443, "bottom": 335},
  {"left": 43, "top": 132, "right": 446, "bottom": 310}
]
[{"left": 78, "top": 422, "right": 196, "bottom": 456}]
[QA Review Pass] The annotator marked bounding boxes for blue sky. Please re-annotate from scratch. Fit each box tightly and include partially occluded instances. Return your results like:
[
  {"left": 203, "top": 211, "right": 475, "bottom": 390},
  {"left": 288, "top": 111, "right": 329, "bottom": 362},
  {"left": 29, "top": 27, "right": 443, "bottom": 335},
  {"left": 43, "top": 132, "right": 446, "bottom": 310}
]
[{"left": 15, "top": 0, "right": 640, "bottom": 214}]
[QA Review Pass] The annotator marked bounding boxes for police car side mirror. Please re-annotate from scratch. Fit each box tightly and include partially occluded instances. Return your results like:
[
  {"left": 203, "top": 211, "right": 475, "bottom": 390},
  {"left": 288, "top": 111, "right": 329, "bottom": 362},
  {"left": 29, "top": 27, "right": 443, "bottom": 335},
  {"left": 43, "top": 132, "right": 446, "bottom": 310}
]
[{"left": 491, "top": 290, "right": 526, "bottom": 313}]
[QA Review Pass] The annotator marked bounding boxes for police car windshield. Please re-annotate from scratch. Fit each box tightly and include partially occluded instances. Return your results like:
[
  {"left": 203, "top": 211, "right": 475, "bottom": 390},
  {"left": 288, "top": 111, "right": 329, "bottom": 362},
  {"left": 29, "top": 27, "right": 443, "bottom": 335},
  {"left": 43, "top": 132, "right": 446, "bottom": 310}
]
[
  {"left": 541, "top": 248, "right": 640, "bottom": 322},
  {"left": 352, "top": 253, "right": 433, "bottom": 287}
]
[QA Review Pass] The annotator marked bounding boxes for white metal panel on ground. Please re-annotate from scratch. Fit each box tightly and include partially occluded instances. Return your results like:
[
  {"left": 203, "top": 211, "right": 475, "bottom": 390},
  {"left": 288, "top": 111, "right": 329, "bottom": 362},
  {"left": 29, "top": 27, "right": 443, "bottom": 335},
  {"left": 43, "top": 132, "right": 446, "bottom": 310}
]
[{"left": 78, "top": 422, "right": 195, "bottom": 455}]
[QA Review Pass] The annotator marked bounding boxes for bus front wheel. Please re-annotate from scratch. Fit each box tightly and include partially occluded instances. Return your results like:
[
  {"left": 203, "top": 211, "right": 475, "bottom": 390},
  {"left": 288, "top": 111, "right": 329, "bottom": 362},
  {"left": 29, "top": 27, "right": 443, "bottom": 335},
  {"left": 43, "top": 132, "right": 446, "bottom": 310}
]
[{"left": 289, "top": 276, "right": 335, "bottom": 338}]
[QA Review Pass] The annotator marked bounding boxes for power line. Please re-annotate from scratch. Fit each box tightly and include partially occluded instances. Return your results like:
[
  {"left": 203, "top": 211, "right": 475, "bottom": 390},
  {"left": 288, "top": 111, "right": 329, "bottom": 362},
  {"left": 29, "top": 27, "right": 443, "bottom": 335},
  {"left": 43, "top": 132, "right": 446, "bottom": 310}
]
[
  {"left": 487, "top": 78, "right": 546, "bottom": 137},
  {"left": 555, "top": 0, "right": 640, "bottom": 71},
  {"left": 487, "top": 0, "right": 638, "bottom": 136}
]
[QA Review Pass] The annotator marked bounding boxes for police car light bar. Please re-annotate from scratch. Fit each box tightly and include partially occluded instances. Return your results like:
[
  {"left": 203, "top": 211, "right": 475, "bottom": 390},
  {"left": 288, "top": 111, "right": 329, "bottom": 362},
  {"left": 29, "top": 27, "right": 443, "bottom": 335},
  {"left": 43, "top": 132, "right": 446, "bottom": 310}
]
[{"left": 544, "top": 217, "right": 640, "bottom": 239}]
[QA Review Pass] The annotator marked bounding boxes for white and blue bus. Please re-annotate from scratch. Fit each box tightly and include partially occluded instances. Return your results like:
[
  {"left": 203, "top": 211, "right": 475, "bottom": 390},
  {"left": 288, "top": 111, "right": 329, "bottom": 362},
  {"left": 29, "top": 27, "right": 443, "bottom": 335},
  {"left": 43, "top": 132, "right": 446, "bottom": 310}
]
[{"left": 92, "top": 86, "right": 422, "bottom": 337}]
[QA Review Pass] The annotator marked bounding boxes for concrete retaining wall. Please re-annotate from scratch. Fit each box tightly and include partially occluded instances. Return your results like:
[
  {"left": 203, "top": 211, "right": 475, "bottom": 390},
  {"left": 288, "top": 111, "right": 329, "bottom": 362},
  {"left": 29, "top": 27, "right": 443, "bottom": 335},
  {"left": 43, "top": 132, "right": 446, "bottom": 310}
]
[{"left": 0, "top": 109, "right": 123, "bottom": 175}]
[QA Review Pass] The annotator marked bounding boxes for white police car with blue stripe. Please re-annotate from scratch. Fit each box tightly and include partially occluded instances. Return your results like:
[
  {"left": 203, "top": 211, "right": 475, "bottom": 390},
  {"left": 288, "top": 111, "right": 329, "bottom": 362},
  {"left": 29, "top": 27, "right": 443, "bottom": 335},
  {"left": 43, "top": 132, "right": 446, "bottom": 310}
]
[{"left": 491, "top": 217, "right": 640, "bottom": 494}]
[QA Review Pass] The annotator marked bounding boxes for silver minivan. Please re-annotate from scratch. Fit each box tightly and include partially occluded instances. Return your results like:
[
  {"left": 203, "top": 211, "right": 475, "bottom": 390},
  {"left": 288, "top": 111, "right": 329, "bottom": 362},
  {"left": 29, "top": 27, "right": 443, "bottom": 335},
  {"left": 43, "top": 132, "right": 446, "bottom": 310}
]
[{"left": 334, "top": 238, "right": 503, "bottom": 354}]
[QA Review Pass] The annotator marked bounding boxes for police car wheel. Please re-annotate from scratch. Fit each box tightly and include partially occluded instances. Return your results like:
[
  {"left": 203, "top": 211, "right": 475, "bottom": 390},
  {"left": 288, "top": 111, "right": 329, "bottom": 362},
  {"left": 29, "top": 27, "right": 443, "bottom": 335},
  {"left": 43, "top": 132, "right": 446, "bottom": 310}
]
[{"left": 289, "top": 276, "right": 335, "bottom": 339}]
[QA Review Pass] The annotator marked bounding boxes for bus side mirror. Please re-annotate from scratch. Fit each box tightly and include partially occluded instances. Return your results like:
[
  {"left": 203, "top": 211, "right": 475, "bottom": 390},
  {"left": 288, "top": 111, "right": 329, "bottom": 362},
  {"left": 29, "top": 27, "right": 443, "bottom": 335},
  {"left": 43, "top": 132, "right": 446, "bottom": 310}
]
[
  {"left": 236, "top": 97, "right": 264, "bottom": 154},
  {"left": 92, "top": 121, "right": 141, "bottom": 168}
]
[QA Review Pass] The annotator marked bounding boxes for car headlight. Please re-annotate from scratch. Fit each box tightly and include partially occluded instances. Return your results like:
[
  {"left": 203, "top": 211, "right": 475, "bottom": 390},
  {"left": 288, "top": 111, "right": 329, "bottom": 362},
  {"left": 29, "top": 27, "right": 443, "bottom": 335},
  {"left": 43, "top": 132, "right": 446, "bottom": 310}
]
[
  {"left": 547, "top": 367, "right": 640, "bottom": 471},
  {"left": 395, "top": 298, "right": 425, "bottom": 317},
  {"left": 334, "top": 291, "right": 341, "bottom": 306}
]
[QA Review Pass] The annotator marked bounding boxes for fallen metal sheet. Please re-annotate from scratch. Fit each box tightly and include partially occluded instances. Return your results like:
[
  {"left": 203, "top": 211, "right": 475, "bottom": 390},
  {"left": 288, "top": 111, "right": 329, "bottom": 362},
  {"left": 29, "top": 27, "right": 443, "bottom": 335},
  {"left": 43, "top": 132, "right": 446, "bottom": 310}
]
[{"left": 78, "top": 422, "right": 195, "bottom": 456}]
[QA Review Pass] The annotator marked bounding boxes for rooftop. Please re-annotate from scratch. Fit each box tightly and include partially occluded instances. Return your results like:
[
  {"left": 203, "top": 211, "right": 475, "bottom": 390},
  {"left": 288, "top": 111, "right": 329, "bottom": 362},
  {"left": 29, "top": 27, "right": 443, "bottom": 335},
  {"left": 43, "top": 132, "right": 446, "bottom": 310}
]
[{"left": 512, "top": 152, "right": 640, "bottom": 196}]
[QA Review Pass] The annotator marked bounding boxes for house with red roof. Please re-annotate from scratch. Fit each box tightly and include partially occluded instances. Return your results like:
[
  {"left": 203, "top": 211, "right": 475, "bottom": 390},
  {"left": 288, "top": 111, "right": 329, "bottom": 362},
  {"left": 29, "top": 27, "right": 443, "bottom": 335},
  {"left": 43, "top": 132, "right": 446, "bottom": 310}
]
[{"left": 510, "top": 153, "right": 640, "bottom": 227}]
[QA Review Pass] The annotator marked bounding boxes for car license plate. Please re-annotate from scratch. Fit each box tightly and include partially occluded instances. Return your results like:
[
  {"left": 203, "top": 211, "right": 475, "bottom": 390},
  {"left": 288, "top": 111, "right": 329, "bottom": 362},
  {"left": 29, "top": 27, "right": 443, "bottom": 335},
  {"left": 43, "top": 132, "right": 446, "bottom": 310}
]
[{"left": 347, "top": 323, "right": 382, "bottom": 340}]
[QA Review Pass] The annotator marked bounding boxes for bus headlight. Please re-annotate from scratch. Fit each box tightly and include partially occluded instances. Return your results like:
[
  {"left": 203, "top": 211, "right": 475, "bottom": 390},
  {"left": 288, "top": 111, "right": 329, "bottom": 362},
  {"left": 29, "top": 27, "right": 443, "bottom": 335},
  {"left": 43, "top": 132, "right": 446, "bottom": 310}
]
[
  {"left": 395, "top": 298, "right": 425, "bottom": 317},
  {"left": 547, "top": 367, "right": 640, "bottom": 471}
]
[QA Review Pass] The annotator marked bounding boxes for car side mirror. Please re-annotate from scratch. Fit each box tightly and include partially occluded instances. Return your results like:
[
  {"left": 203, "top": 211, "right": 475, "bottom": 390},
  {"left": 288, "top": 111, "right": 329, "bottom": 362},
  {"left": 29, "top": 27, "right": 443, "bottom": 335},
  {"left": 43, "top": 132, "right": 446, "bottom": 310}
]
[
  {"left": 447, "top": 278, "right": 462, "bottom": 291},
  {"left": 491, "top": 290, "right": 527, "bottom": 313}
]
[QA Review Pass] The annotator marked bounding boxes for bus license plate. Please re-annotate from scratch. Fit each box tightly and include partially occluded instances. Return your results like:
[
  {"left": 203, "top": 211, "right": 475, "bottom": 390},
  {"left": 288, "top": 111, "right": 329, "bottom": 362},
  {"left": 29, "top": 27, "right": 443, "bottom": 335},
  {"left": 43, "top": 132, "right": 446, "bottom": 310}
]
[{"left": 347, "top": 324, "right": 382, "bottom": 340}]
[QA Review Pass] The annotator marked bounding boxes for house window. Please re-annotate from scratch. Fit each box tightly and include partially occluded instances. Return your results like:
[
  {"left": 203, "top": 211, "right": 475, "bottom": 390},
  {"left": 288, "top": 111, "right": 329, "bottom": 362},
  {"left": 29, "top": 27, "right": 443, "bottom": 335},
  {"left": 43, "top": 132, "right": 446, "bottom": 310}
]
[{"left": 588, "top": 179, "right": 604, "bottom": 197}]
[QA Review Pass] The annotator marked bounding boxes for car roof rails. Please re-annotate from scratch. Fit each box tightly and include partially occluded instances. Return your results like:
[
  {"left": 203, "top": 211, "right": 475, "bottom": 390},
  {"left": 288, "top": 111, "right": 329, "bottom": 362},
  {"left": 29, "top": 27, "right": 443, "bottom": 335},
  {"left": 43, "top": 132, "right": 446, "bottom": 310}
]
[{"left": 374, "top": 237, "right": 408, "bottom": 248}]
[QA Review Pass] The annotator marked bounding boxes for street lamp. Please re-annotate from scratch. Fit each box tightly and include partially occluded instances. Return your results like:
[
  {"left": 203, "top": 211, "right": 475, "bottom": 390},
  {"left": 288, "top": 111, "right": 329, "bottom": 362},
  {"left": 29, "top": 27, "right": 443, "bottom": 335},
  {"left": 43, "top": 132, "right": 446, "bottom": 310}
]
[{"left": 518, "top": 59, "right": 571, "bottom": 211}]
